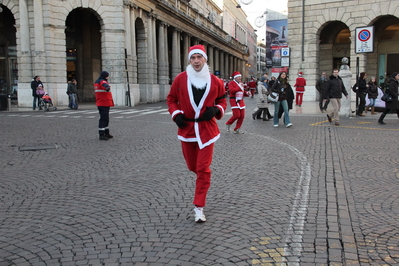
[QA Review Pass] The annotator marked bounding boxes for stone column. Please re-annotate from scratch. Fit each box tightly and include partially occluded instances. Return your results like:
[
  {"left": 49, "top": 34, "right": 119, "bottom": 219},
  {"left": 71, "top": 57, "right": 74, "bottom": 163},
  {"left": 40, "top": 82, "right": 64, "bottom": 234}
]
[
  {"left": 208, "top": 45, "right": 214, "bottom": 74},
  {"left": 171, "top": 29, "right": 181, "bottom": 80},
  {"left": 338, "top": 57, "right": 353, "bottom": 117},
  {"left": 33, "top": 0, "right": 46, "bottom": 75},
  {"left": 220, "top": 51, "right": 225, "bottom": 78},
  {"left": 158, "top": 22, "right": 168, "bottom": 85},
  {"left": 130, "top": 7, "right": 137, "bottom": 83},
  {"left": 33, "top": 0, "right": 45, "bottom": 52},
  {"left": 183, "top": 34, "right": 190, "bottom": 68},
  {"left": 214, "top": 49, "right": 220, "bottom": 76},
  {"left": 225, "top": 53, "right": 230, "bottom": 78},
  {"left": 18, "top": 0, "right": 31, "bottom": 81}
]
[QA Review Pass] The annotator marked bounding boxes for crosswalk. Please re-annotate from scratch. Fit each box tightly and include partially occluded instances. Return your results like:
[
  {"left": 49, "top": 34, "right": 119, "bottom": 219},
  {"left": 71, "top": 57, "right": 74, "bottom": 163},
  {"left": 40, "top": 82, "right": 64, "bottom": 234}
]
[
  {"left": 2, "top": 107, "right": 234, "bottom": 119},
  {"left": 2, "top": 108, "right": 171, "bottom": 119}
]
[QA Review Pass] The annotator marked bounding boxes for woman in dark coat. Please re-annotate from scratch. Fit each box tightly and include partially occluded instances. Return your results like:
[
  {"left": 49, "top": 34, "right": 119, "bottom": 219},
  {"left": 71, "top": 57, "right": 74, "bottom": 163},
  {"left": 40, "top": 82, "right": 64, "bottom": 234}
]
[
  {"left": 365, "top": 76, "right": 379, "bottom": 115},
  {"left": 378, "top": 72, "right": 399, "bottom": 124},
  {"left": 356, "top": 72, "right": 368, "bottom": 116},
  {"left": 271, "top": 71, "right": 293, "bottom": 127}
]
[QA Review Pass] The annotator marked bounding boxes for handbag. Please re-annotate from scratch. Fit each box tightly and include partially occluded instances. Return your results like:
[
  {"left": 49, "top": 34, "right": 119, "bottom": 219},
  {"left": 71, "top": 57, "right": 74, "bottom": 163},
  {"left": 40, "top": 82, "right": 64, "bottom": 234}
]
[
  {"left": 267, "top": 92, "right": 279, "bottom": 103},
  {"left": 381, "top": 90, "right": 393, "bottom": 102}
]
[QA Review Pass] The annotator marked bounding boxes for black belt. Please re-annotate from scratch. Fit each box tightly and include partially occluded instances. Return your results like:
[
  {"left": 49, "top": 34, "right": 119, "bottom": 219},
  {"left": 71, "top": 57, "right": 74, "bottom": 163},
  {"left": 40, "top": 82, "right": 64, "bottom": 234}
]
[
  {"left": 230, "top": 96, "right": 236, "bottom": 99},
  {"left": 184, "top": 117, "right": 205, "bottom": 122}
]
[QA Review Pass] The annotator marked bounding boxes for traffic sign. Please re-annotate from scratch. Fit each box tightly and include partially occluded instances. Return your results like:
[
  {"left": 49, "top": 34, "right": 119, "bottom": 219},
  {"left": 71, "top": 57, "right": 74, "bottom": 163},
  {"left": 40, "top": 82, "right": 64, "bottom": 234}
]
[
  {"left": 355, "top": 26, "right": 374, "bottom": 53},
  {"left": 281, "top": 47, "right": 290, "bottom": 57}
]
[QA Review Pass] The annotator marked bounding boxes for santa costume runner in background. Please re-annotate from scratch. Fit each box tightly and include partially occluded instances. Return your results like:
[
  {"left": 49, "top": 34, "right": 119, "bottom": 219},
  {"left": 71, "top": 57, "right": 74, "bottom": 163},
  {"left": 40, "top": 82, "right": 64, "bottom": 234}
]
[
  {"left": 225, "top": 71, "right": 251, "bottom": 133},
  {"left": 294, "top": 71, "right": 306, "bottom": 106}
]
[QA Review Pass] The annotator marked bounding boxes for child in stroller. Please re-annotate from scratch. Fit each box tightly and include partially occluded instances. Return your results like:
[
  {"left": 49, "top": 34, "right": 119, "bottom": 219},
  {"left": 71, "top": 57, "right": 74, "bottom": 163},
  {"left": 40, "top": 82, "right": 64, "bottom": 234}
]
[{"left": 39, "top": 93, "right": 57, "bottom": 111}]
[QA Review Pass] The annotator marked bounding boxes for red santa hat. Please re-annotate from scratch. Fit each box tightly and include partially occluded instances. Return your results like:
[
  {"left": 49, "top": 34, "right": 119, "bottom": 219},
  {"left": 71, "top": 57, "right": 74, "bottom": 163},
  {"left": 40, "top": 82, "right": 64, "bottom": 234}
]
[
  {"left": 188, "top": 45, "right": 208, "bottom": 61},
  {"left": 232, "top": 71, "right": 242, "bottom": 79},
  {"left": 298, "top": 72, "right": 303, "bottom": 76}
]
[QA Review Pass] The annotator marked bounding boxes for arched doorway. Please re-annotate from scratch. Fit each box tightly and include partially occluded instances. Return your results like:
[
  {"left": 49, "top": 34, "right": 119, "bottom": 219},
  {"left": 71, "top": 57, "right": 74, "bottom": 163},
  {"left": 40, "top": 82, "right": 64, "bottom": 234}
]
[
  {"left": 318, "top": 21, "right": 351, "bottom": 73},
  {"left": 0, "top": 5, "right": 17, "bottom": 108},
  {"left": 65, "top": 8, "right": 102, "bottom": 102},
  {"left": 372, "top": 15, "right": 399, "bottom": 87}
]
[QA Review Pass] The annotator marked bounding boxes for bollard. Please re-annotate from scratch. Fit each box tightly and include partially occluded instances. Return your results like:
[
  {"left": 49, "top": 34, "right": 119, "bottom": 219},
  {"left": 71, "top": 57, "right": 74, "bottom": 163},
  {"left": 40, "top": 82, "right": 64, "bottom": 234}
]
[{"left": 7, "top": 94, "right": 11, "bottom": 111}]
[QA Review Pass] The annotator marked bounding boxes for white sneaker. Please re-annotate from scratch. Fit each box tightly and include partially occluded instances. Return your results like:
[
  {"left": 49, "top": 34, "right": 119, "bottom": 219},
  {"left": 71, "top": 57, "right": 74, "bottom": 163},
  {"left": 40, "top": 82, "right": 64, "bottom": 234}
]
[
  {"left": 286, "top": 123, "right": 292, "bottom": 128},
  {"left": 193, "top": 207, "right": 206, "bottom": 223},
  {"left": 233, "top": 129, "right": 244, "bottom": 134},
  {"left": 226, "top": 124, "right": 230, "bottom": 132},
  {"left": 273, "top": 124, "right": 278, "bottom": 127}
]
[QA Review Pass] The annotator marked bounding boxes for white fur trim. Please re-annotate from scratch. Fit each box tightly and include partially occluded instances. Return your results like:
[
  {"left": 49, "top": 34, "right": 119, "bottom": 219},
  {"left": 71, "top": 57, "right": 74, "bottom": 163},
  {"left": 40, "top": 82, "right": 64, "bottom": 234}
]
[{"left": 188, "top": 49, "right": 208, "bottom": 61}]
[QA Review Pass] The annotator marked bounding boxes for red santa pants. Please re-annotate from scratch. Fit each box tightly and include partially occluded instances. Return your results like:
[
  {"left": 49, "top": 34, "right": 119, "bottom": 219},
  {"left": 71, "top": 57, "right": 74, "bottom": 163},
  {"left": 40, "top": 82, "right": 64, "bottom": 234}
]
[
  {"left": 181, "top": 141, "right": 214, "bottom": 207},
  {"left": 296, "top": 92, "right": 304, "bottom": 106},
  {"left": 226, "top": 108, "right": 245, "bottom": 130}
]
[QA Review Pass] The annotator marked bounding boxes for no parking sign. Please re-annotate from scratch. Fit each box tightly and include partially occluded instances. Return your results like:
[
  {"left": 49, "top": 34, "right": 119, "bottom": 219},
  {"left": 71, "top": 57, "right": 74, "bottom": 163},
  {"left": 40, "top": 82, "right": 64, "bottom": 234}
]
[{"left": 355, "top": 26, "right": 374, "bottom": 53}]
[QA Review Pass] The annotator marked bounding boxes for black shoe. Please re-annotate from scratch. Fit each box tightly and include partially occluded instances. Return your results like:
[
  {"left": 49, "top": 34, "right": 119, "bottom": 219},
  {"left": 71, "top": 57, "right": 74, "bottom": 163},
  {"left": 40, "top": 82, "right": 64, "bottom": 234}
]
[
  {"left": 99, "top": 135, "right": 109, "bottom": 140},
  {"left": 106, "top": 134, "right": 113, "bottom": 139},
  {"left": 327, "top": 114, "right": 332, "bottom": 123},
  {"left": 252, "top": 113, "right": 256, "bottom": 120},
  {"left": 378, "top": 120, "right": 386, "bottom": 125}
]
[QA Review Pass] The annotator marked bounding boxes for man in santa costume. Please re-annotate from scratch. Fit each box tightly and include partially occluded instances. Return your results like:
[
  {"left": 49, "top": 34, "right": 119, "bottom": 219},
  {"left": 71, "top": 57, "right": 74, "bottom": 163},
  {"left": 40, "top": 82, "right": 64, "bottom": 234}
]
[
  {"left": 225, "top": 71, "right": 251, "bottom": 134},
  {"left": 167, "top": 45, "right": 227, "bottom": 223},
  {"left": 294, "top": 71, "right": 307, "bottom": 107},
  {"left": 248, "top": 77, "right": 257, "bottom": 98}
]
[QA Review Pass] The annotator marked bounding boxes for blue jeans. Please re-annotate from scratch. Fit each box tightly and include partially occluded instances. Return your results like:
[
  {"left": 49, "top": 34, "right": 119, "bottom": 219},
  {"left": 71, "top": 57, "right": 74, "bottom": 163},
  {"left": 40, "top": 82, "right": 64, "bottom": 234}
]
[
  {"left": 273, "top": 100, "right": 291, "bottom": 125},
  {"left": 368, "top": 98, "right": 376, "bottom": 107},
  {"left": 69, "top": 94, "right": 77, "bottom": 109}
]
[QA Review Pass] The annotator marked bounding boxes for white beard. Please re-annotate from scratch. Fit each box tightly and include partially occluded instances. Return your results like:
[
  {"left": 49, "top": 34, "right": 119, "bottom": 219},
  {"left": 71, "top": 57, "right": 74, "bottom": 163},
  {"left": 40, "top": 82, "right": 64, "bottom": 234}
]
[{"left": 186, "top": 63, "right": 210, "bottom": 89}]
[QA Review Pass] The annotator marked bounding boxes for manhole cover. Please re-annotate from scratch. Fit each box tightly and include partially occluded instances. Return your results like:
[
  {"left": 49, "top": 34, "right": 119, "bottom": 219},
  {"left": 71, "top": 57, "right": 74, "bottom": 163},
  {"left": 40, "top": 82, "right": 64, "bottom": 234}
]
[{"left": 19, "top": 144, "right": 58, "bottom": 151}]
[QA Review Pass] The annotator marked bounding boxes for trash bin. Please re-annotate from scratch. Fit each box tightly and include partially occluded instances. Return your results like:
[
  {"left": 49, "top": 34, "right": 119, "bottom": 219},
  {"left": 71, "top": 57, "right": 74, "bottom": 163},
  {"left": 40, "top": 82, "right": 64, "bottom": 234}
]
[{"left": 0, "top": 94, "right": 7, "bottom": 110}]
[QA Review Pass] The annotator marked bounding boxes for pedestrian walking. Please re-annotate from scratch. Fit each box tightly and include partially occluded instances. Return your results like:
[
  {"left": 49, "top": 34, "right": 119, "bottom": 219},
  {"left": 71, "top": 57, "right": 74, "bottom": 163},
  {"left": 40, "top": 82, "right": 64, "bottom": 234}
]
[
  {"left": 294, "top": 72, "right": 306, "bottom": 107},
  {"left": 252, "top": 76, "right": 272, "bottom": 121},
  {"left": 31, "top": 76, "right": 44, "bottom": 110},
  {"left": 354, "top": 72, "right": 368, "bottom": 116},
  {"left": 271, "top": 71, "right": 293, "bottom": 128},
  {"left": 324, "top": 69, "right": 349, "bottom": 126},
  {"left": 166, "top": 45, "right": 227, "bottom": 223},
  {"left": 94, "top": 71, "right": 114, "bottom": 140},
  {"left": 67, "top": 79, "right": 78, "bottom": 110},
  {"left": 378, "top": 72, "right": 399, "bottom": 124},
  {"left": 225, "top": 71, "right": 251, "bottom": 133},
  {"left": 365, "top": 76, "right": 378, "bottom": 115},
  {"left": 316, "top": 72, "right": 329, "bottom": 112}
]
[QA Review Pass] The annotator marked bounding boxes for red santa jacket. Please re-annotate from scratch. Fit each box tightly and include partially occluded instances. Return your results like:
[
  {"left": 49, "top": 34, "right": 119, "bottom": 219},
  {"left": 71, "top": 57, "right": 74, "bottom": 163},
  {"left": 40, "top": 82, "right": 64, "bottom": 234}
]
[
  {"left": 167, "top": 72, "right": 227, "bottom": 149},
  {"left": 228, "top": 80, "right": 250, "bottom": 109},
  {"left": 248, "top": 80, "right": 257, "bottom": 89},
  {"left": 294, "top": 76, "right": 307, "bottom": 92}
]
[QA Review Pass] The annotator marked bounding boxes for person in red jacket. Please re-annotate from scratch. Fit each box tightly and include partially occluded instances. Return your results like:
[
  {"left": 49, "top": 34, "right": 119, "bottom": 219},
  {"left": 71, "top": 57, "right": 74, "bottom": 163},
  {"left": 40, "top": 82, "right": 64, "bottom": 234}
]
[
  {"left": 248, "top": 77, "right": 257, "bottom": 98},
  {"left": 294, "top": 72, "right": 306, "bottom": 106},
  {"left": 225, "top": 71, "right": 251, "bottom": 134},
  {"left": 94, "top": 71, "right": 114, "bottom": 140},
  {"left": 167, "top": 45, "right": 227, "bottom": 223}
]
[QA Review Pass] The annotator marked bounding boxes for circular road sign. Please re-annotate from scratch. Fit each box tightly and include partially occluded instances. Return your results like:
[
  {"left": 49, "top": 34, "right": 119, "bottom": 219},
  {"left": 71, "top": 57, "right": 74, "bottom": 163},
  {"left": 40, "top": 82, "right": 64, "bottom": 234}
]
[{"left": 358, "top": 29, "right": 371, "bottom": 42}]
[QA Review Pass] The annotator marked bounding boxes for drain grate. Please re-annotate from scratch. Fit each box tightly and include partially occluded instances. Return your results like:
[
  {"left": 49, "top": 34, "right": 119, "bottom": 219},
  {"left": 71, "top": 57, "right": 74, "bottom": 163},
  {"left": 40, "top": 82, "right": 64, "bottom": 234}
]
[{"left": 19, "top": 144, "right": 58, "bottom": 151}]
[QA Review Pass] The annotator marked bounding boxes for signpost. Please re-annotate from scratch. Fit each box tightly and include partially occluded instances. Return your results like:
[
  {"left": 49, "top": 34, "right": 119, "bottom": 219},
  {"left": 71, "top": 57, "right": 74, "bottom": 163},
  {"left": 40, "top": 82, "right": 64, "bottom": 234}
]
[{"left": 354, "top": 26, "right": 374, "bottom": 115}]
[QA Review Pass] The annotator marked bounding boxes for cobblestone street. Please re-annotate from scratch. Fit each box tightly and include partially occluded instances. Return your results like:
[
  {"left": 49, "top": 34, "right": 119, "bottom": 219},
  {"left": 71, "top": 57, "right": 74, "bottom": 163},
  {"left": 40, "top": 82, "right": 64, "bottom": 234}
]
[{"left": 1, "top": 100, "right": 399, "bottom": 265}]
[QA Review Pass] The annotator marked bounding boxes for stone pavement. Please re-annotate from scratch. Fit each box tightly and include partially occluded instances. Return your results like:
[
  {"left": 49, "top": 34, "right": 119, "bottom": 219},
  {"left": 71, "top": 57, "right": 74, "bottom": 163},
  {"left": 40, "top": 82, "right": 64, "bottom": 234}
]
[{"left": 1, "top": 99, "right": 399, "bottom": 266}]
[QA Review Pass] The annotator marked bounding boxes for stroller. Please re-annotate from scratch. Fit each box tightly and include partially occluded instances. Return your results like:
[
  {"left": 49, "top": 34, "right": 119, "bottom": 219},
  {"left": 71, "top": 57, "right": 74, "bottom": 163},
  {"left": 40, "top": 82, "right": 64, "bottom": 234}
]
[{"left": 38, "top": 93, "right": 57, "bottom": 111}]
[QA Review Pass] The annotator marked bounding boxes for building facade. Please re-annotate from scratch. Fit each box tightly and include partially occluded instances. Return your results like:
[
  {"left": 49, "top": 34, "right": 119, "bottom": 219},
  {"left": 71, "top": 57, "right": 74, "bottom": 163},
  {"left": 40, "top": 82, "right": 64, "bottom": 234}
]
[
  {"left": 288, "top": 0, "right": 399, "bottom": 101},
  {"left": 0, "top": 0, "right": 250, "bottom": 108}
]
